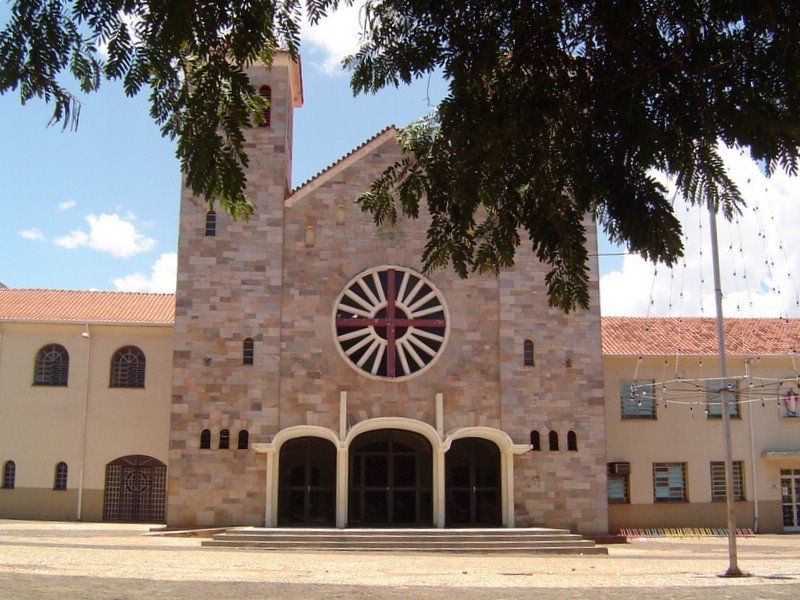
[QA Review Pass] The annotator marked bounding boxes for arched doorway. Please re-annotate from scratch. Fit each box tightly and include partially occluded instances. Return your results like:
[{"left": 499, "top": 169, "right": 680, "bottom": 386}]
[
  {"left": 103, "top": 455, "right": 166, "bottom": 522},
  {"left": 445, "top": 438, "right": 501, "bottom": 526},
  {"left": 349, "top": 429, "right": 432, "bottom": 526},
  {"left": 278, "top": 437, "right": 336, "bottom": 526}
]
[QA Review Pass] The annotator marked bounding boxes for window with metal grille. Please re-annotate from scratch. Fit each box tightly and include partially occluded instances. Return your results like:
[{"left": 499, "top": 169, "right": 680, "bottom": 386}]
[
  {"left": 607, "top": 463, "right": 630, "bottom": 504},
  {"left": 2, "top": 460, "right": 15, "bottom": 489},
  {"left": 653, "top": 462, "right": 687, "bottom": 502},
  {"left": 549, "top": 430, "right": 559, "bottom": 451},
  {"left": 109, "top": 346, "right": 146, "bottom": 388},
  {"left": 619, "top": 380, "right": 656, "bottom": 419},
  {"left": 706, "top": 379, "right": 740, "bottom": 419},
  {"left": 200, "top": 429, "right": 211, "bottom": 449},
  {"left": 219, "top": 429, "right": 230, "bottom": 450},
  {"left": 238, "top": 430, "right": 249, "bottom": 450},
  {"left": 523, "top": 339, "right": 534, "bottom": 366},
  {"left": 710, "top": 461, "right": 744, "bottom": 501},
  {"left": 33, "top": 344, "right": 69, "bottom": 386},
  {"left": 567, "top": 430, "right": 578, "bottom": 451},
  {"left": 530, "top": 430, "right": 540, "bottom": 451},
  {"left": 258, "top": 85, "right": 271, "bottom": 127},
  {"left": 243, "top": 337, "right": 254, "bottom": 365},
  {"left": 205, "top": 209, "right": 216, "bottom": 236},
  {"left": 54, "top": 462, "right": 68, "bottom": 490}
]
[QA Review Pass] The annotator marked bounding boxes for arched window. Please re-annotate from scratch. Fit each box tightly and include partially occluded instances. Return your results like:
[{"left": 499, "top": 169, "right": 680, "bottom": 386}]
[
  {"left": 2, "top": 460, "right": 15, "bottom": 489},
  {"left": 200, "top": 429, "right": 211, "bottom": 449},
  {"left": 258, "top": 85, "right": 272, "bottom": 127},
  {"left": 54, "top": 462, "right": 68, "bottom": 490},
  {"left": 523, "top": 339, "right": 534, "bottom": 366},
  {"left": 567, "top": 430, "right": 578, "bottom": 451},
  {"left": 549, "top": 430, "right": 559, "bottom": 451},
  {"left": 219, "top": 429, "right": 230, "bottom": 450},
  {"left": 238, "top": 430, "right": 249, "bottom": 450},
  {"left": 530, "top": 430, "right": 540, "bottom": 451},
  {"left": 109, "top": 346, "right": 146, "bottom": 388},
  {"left": 205, "top": 209, "right": 216, "bottom": 236},
  {"left": 33, "top": 344, "right": 69, "bottom": 386},
  {"left": 243, "top": 337, "right": 254, "bottom": 365}
]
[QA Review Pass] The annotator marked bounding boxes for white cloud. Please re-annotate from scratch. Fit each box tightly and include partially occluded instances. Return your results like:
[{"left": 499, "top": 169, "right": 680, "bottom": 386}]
[
  {"left": 113, "top": 252, "right": 177, "bottom": 293},
  {"left": 58, "top": 200, "right": 76, "bottom": 211},
  {"left": 54, "top": 212, "right": 156, "bottom": 258},
  {"left": 18, "top": 228, "right": 45, "bottom": 241},
  {"left": 302, "top": 2, "right": 365, "bottom": 74},
  {"left": 600, "top": 145, "right": 800, "bottom": 318}
]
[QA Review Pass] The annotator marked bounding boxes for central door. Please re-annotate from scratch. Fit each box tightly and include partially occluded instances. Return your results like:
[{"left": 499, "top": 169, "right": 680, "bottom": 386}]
[
  {"left": 278, "top": 437, "right": 336, "bottom": 526},
  {"left": 348, "top": 429, "right": 432, "bottom": 526}
]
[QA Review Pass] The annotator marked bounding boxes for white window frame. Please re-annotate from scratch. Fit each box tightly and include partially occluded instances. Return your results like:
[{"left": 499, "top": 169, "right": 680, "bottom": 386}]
[{"left": 620, "top": 380, "right": 656, "bottom": 419}]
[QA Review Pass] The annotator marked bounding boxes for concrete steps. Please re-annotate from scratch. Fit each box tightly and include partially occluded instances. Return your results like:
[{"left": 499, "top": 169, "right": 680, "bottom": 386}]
[{"left": 202, "top": 527, "right": 608, "bottom": 554}]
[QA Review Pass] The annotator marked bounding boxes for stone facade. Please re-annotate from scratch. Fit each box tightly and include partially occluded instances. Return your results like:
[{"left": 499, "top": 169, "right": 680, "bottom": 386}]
[{"left": 168, "top": 55, "right": 607, "bottom": 532}]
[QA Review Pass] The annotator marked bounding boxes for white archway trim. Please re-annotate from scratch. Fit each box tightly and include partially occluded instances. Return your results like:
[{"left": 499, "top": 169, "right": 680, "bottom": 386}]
[
  {"left": 345, "top": 417, "right": 443, "bottom": 451},
  {"left": 270, "top": 425, "right": 342, "bottom": 449}
]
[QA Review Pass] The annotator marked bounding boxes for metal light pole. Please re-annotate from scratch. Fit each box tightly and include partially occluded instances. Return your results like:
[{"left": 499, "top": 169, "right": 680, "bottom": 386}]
[{"left": 708, "top": 204, "right": 744, "bottom": 577}]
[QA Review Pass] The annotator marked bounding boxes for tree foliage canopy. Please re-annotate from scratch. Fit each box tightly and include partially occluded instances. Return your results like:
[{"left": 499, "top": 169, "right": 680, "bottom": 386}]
[{"left": 3, "top": 1, "right": 800, "bottom": 311}]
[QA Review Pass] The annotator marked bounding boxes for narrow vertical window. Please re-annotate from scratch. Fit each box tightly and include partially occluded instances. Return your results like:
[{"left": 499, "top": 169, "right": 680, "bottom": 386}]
[
  {"left": 567, "top": 430, "right": 578, "bottom": 451},
  {"left": 219, "top": 429, "right": 230, "bottom": 450},
  {"left": 243, "top": 337, "right": 254, "bottom": 365},
  {"left": 2, "top": 460, "right": 15, "bottom": 489},
  {"left": 523, "top": 339, "right": 534, "bottom": 366},
  {"left": 109, "top": 346, "right": 146, "bottom": 388},
  {"left": 34, "top": 344, "right": 69, "bottom": 386},
  {"left": 200, "top": 429, "right": 211, "bottom": 450},
  {"left": 710, "top": 461, "right": 744, "bottom": 501},
  {"left": 205, "top": 209, "right": 216, "bottom": 237},
  {"left": 530, "top": 430, "right": 540, "bottom": 451},
  {"left": 607, "top": 463, "right": 631, "bottom": 504},
  {"left": 54, "top": 462, "right": 68, "bottom": 490},
  {"left": 549, "top": 430, "right": 559, "bottom": 451},
  {"left": 259, "top": 85, "right": 272, "bottom": 127},
  {"left": 238, "top": 430, "right": 249, "bottom": 450}
]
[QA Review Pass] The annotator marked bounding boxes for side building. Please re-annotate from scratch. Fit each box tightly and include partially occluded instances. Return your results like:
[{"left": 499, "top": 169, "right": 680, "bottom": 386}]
[
  {"left": 603, "top": 317, "right": 800, "bottom": 534},
  {"left": 0, "top": 289, "right": 173, "bottom": 522}
]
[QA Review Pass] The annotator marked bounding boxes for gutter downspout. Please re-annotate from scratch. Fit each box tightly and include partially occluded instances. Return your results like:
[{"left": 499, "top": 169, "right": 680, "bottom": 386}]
[
  {"left": 746, "top": 360, "right": 760, "bottom": 532},
  {"left": 76, "top": 323, "right": 92, "bottom": 520}
]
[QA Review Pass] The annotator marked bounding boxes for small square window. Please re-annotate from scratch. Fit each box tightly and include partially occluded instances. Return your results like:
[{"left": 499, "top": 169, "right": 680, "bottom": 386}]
[
  {"left": 706, "top": 379, "right": 739, "bottom": 419},
  {"left": 710, "top": 461, "right": 744, "bottom": 501},
  {"left": 653, "top": 462, "right": 687, "bottom": 503},
  {"left": 620, "top": 380, "right": 656, "bottom": 419}
]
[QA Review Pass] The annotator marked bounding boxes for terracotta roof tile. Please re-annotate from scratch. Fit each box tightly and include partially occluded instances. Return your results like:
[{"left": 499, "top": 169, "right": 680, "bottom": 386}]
[
  {"left": 0, "top": 289, "right": 175, "bottom": 325},
  {"left": 602, "top": 317, "right": 800, "bottom": 356}
]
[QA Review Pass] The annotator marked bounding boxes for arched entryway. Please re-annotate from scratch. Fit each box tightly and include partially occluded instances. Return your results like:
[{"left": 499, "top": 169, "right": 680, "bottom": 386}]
[
  {"left": 348, "top": 428, "right": 433, "bottom": 526},
  {"left": 103, "top": 455, "right": 166, "bottom": 522},
  {"left": 278, "top": 437, "right": 336, "bottom": 526},
  {"left": 445, "top": 437, "right": 502, "bottom": 526}
]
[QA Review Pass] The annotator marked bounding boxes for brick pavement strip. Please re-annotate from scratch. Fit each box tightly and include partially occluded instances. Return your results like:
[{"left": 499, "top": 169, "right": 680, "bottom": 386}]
[{"left": 0, "top": 521, "right": 799, "bottom": 598}]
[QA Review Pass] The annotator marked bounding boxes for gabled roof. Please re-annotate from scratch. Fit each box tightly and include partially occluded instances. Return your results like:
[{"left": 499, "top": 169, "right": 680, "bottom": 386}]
[
  {"left": 602, "top": 316, "right": 800, "bottom": 356},
  {"left": 286, "top": 126, "right": 398, "bottom": 206},
  {"left": 0, "top": 288, "right": 175, "bottom": 325}
]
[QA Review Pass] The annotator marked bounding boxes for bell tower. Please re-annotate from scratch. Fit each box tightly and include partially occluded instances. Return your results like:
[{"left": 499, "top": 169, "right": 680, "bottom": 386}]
[{"left": 168, "top": 53, "right": 303, "bottom": 527}]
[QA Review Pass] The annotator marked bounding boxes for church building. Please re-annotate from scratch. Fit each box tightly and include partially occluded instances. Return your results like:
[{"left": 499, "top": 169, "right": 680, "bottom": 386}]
[{"left": 167, "top": 53, "right": 608, "bottom": 532}]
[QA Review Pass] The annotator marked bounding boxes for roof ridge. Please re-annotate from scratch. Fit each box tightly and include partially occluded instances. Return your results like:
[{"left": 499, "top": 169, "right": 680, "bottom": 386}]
[{"left": 288, "top": 125, "right": 397, "bottom": 196}]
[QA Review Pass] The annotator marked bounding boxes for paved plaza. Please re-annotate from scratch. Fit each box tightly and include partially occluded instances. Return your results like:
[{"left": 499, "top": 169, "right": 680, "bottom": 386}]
[{"left": 0, "top": 520, "right": 799, "bottom": 598}]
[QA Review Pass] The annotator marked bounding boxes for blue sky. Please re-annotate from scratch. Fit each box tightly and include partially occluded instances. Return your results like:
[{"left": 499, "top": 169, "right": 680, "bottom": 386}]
[{"left": 2, "top": 4, "right": 798, "bottom": 318}]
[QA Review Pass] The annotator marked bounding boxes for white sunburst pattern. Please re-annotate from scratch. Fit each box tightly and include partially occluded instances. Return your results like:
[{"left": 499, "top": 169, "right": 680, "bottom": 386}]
[{"left": 334, "top": 267, "right": 448, "bottom": 379}]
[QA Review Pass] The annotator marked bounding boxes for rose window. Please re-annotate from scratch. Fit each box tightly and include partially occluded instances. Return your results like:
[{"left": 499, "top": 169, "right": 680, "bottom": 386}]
[{"left": 334, "top": 267, "right": 448, "bottom": 379}]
